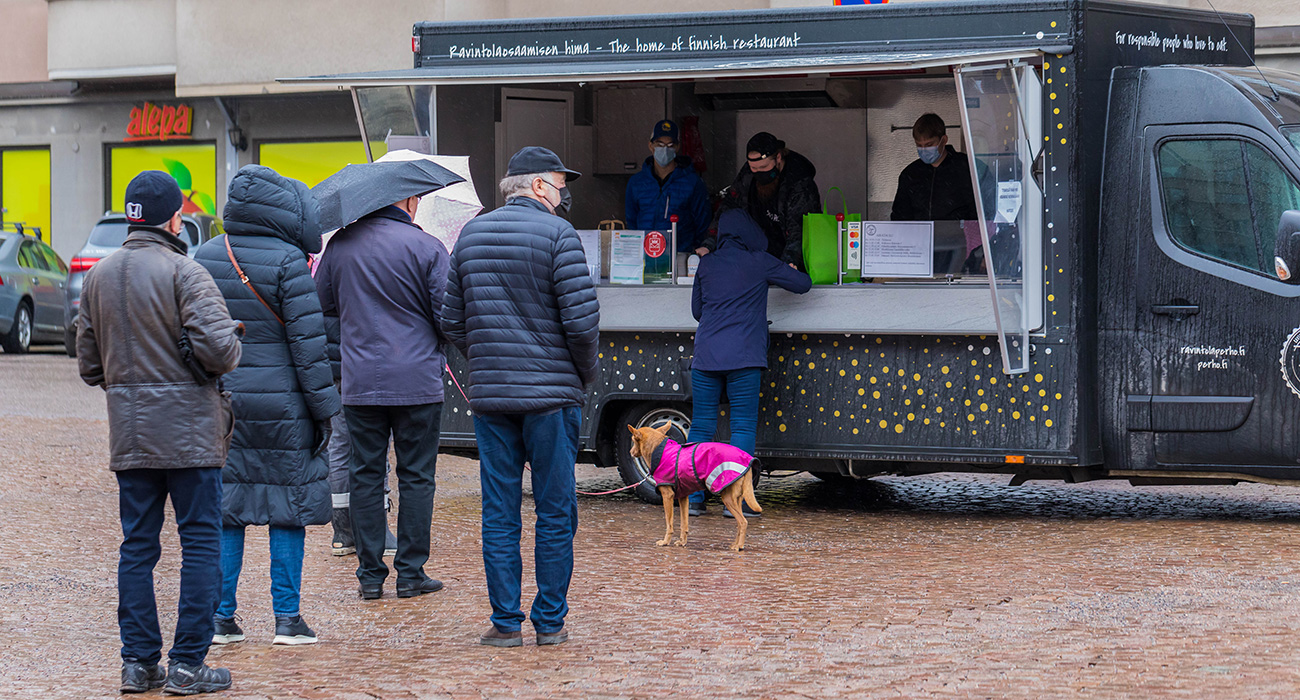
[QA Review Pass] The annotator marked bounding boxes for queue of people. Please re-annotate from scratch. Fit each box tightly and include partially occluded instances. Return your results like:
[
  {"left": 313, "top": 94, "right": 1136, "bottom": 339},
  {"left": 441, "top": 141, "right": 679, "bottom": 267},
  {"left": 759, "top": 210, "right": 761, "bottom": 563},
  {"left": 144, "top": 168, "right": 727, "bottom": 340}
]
[{"left": 79, "top": 113, "right": 975, "bottom": 694}]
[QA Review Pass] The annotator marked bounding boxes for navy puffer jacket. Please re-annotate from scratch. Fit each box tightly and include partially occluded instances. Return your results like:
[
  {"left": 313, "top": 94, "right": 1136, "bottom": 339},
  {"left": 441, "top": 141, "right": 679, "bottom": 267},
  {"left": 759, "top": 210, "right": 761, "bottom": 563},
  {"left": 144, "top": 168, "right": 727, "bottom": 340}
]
[
  {"left": 194, "top": 165, "right": 341, "bottom": 528},
  {"left": 442, "top": 196, "right": 600, "bottom": 414}
]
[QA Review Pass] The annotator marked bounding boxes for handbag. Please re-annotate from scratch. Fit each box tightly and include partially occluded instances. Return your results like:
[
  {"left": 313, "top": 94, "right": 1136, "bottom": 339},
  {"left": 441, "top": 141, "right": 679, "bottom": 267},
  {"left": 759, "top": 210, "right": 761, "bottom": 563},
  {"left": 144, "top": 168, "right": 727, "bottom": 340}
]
[
  {"left": 225, "top": 235, "right": 284, "bottom": 326},
  {"left": 801, "top": 187, "right": 862, "bottom": 285}
]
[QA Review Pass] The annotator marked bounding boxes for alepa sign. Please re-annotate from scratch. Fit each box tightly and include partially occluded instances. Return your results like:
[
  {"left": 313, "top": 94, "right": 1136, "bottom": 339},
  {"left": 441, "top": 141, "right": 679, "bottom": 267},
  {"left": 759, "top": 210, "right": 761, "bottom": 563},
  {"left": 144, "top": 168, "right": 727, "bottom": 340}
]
[{"left": 125, "top": 102, "right": 194, "bottom": 142}]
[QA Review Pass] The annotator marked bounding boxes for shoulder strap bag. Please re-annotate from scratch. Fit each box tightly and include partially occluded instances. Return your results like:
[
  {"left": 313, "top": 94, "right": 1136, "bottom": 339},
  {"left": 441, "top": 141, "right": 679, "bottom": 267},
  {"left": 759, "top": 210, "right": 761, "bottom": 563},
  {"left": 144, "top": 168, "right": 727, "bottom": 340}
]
[{"left": 225, "top": 235, "right": 284, "bottom": 326}]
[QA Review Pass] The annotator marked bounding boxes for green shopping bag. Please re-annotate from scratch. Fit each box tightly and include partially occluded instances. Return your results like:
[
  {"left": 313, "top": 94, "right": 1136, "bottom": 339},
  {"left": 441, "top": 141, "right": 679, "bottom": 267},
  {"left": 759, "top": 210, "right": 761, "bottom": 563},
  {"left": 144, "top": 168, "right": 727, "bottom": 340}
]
[{"left": 802, "top": 187, "right": 861, "bottom": 285}]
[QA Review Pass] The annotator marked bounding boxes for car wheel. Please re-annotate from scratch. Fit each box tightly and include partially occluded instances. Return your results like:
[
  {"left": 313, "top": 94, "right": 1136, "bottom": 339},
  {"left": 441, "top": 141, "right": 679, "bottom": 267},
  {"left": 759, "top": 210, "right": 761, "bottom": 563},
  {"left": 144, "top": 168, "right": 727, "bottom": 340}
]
[
  {"left": 615, "top": 402, "right": 691, "bottom": 505},
  {"left": 64, "top": 324, "right": 77, "bottom": 358},
  {"left": 2, "top": 303, "right": 32, "bottom": 354}
]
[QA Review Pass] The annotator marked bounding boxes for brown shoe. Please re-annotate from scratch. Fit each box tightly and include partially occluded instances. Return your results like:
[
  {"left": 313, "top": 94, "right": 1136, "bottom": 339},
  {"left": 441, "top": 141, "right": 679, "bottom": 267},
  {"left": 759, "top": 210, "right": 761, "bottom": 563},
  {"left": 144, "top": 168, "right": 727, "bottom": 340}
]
[
  {"left": 480, "top": 626, "right": 523, "bottom": 647},
  {"left": 536, "top": 627, "right": 568, "bottom": 646}
]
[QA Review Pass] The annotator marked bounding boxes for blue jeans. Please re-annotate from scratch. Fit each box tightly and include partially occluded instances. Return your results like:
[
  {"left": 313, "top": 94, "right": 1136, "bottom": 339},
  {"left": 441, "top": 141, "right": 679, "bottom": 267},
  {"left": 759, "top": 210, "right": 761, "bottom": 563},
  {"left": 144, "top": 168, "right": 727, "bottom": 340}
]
[
  {"left": 687, "top": 368, "right": 762, "bottom": 505},
  {"left": 217, "top": 525, "right": 305, "bottom": 619},
  {"left": 117, "top": 467, "right": 222, "bottom": 666},
  {"left": 474, "top": 407, "right": 580, "bottom": 634}
]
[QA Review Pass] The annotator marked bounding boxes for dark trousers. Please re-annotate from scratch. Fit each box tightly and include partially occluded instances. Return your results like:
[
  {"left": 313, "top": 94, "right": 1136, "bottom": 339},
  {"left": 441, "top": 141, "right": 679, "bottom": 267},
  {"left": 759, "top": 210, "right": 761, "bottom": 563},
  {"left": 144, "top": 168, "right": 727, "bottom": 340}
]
[
  {"left": 116, "top": 467, "right": 223, "bottom": 666},
  {"left": 344, "top": 402, "right": 442, "bottom": 585},
  {"left": 687, "top": 367, "right": 762, "bottom": 505},
  {"left": 474, "top": 407, "right": 580, "bottom": 634}
]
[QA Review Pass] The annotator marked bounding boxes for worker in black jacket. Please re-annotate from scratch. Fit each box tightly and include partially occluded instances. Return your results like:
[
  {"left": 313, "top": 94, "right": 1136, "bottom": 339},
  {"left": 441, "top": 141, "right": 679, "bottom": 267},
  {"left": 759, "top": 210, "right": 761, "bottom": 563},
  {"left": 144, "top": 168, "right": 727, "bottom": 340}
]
[
  {"left": 442, "top": 147, "right": 599, "bottom": 649},
  {"left": 710, "top": 131, "right": 821, "bottom": 270},
  {"left": 890, "top": 113, "right": 987, "bottom": 222}
]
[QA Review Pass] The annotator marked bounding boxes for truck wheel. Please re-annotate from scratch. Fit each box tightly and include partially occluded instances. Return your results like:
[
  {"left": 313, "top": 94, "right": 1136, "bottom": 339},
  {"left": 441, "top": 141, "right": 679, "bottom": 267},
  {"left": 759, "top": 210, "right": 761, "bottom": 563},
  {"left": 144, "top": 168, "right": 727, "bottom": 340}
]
[
  {"left": 2, "top": 303, "right": 32, "bottom": 354},
  {"left": 615, "top": 402, "right": 691, "bottom": 505}
]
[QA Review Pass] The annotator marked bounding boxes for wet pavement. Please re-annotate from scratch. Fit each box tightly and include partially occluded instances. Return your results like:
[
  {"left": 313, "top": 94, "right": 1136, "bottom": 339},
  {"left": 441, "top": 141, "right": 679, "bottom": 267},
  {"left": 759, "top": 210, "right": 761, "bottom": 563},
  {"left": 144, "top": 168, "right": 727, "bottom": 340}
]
[{"left": 3, "top": 349, "right": 1300, "bottom": 698}]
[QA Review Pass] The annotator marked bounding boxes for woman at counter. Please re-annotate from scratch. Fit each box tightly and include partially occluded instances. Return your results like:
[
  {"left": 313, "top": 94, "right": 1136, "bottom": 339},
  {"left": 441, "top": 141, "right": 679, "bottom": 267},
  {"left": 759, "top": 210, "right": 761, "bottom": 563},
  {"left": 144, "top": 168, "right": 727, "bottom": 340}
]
[{"left": 686, "top": 209, "right": 811, "bottom": 516}]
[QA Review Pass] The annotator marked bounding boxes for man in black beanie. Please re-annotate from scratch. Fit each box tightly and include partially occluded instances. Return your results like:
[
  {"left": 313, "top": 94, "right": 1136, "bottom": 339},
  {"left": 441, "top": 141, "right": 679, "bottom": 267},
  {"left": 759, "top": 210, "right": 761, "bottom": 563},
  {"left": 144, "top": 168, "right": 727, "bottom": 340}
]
[
  {"left": 709, "top": 131, "right": 821, "bottom": 270},
  {"left": 78, "top": 170, "right": 243, "bottom": 695}
]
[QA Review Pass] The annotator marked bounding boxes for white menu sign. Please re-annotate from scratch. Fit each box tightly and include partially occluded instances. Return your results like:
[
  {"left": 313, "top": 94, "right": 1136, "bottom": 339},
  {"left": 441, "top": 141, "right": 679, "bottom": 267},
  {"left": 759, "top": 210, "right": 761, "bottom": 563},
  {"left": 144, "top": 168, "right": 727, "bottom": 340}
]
[
  {"left": 576, "top": 229, "right": 601, "bottom": 281},
  {"left": 610, "top": 230, "right": 645, "bottom": 285},
  {"left": 860, "top": 221, "right": 934, "bottom": 278}
]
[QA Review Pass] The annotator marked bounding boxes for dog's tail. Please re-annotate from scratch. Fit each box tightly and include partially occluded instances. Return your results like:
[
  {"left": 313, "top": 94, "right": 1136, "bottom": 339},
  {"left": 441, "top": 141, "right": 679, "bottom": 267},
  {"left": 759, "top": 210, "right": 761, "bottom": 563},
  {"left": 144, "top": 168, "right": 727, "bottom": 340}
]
[{"left": 741, "top": 470, "right": 762, "bottom": 513}]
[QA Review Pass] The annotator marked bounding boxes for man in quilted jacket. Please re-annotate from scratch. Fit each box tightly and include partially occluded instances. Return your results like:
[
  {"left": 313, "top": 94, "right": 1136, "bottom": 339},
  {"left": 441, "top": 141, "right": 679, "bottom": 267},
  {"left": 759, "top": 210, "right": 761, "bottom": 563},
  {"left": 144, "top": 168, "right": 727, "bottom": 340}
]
[{"left": 442, "top": 146, "right": 600, "bottom": 649}]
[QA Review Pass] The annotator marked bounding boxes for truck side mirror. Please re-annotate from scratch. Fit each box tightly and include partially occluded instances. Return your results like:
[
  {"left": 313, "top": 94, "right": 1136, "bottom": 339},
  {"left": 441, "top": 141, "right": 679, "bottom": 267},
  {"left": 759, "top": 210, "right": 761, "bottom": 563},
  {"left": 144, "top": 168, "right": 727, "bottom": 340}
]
[{"left": 1273, "top": 210, "right": 1300, "bottom": 283}]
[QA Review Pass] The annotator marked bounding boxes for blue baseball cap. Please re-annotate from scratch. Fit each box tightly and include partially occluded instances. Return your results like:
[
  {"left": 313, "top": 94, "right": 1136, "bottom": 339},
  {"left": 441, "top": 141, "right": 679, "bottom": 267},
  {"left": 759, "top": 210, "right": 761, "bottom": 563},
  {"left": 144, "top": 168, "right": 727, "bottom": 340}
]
[
  {"left": 650, "top": 120, "right": 679, "bottom": 143},
  {"left": 124, "top": 171, "right": 183, "bottom": 226}
]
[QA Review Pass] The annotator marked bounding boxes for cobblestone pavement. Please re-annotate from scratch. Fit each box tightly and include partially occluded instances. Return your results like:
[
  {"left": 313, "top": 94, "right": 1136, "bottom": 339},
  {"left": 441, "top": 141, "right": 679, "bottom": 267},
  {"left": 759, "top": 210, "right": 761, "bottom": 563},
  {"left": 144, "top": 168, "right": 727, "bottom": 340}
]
[{"left": 4, "top": 350, "right": 1300, "bottom": 699}]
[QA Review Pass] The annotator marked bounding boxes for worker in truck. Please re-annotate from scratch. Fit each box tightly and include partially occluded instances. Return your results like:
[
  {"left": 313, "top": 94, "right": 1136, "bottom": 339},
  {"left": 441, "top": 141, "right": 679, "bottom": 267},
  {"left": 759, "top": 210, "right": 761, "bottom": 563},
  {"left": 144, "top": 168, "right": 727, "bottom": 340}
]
[
  {"left": 710, "top": 131, "right": 821, "bottom": 270},
  {"left": 625, "top": 119, "right": 712, "bottom": 257},
  {"left": 890, "top": 113, "right": 982, "bottom": 222}
]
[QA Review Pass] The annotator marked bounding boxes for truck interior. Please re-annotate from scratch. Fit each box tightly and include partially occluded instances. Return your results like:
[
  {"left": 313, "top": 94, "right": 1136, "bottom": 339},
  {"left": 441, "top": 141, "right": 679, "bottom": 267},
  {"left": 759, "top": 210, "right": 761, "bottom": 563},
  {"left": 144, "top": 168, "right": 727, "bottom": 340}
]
[{"left": 332, "top": 52, "right": 1047, "bottom": 374}]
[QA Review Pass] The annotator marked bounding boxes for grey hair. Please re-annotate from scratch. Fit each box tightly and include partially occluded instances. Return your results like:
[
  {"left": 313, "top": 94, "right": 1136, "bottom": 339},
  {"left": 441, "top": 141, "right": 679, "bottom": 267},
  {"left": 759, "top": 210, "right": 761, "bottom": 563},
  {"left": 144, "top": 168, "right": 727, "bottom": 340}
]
[{"left": 498, "top": 172, "right": 557, "bottom": 199}]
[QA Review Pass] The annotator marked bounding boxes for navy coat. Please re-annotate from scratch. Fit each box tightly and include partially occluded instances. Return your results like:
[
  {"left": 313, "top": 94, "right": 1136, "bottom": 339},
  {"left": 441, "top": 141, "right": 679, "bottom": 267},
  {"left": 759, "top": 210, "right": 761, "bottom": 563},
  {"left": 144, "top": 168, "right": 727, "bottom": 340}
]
[
  {"left": 314, "top": 206, "right": 450, "bottom": 406},
  {"left": 195, "top": 165, "right": 340, "bottom": 528},
  {"left": 691, "top": 209, "right": 812, "bottom": 373},
  {"left": 624, "top": 156, "right": 712, "bottom": 252},
  {"left": 442, "top": 197, "right": 600, "bottom": 414}
]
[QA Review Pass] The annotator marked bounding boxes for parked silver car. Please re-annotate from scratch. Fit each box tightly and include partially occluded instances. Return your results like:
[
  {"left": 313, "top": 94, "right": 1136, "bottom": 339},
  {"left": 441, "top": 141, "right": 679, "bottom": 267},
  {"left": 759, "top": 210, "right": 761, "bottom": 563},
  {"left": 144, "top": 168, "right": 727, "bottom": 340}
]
[
  {"left": 64, "top": 212, "right": 216, "bottom": 356},
  {"left": 0, "top": 227, "right": 70, "bottom": 354}
]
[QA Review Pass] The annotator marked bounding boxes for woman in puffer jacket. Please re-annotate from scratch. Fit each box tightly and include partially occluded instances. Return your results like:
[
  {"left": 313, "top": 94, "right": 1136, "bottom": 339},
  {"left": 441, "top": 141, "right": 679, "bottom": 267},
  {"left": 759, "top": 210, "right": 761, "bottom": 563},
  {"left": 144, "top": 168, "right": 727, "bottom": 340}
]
[{"left": 194, "top": 165, "right": 340, "bottom": 646}]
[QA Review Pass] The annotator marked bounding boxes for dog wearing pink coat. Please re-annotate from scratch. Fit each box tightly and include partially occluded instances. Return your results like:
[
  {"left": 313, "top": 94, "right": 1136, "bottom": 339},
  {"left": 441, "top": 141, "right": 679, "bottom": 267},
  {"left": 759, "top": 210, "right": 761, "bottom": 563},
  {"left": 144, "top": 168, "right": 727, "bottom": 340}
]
[{"left": 627, "top": 424, "right": 762, "bottom": 551}]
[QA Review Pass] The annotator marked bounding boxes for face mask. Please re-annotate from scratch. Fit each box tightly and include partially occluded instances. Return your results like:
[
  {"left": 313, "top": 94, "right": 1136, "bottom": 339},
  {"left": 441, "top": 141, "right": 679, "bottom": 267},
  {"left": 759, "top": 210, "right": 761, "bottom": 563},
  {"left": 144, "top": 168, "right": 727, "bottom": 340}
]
[
  {"left": 541, "top": 179, "right": 572, "bottom": 216},
  {"left": 653, "top": 146, "right": 677, "bottom": 167},
  {"left": 918, "top": 146, "right": 943, "bottom": 165},
  {"left": 753, "top": 168, "right": 779, "bottom": 185}
]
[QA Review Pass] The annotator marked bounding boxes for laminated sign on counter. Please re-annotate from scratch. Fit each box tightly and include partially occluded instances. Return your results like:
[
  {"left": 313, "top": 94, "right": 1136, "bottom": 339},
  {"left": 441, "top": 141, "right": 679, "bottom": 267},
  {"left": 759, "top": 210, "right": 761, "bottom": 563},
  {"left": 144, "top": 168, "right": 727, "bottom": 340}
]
[
  {"left": 860, "top": 221, "right": 934, "bottom": 278},
  {"left": 611, "top": 230, "right": 646, "bottom": 285}
]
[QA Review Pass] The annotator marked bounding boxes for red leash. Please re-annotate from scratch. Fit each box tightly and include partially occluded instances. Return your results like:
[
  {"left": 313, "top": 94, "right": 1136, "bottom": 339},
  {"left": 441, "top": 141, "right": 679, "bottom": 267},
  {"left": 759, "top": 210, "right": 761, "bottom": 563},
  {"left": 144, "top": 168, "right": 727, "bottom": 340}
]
[{"left": 445, "top": 363, "right": 650, "bottom": 497}]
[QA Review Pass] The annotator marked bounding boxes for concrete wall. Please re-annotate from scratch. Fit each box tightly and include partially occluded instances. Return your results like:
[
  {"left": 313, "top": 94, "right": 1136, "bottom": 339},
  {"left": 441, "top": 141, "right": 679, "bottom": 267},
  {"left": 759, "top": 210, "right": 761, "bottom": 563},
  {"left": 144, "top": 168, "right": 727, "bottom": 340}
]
[
  {"left": 46, "top": 0, "right": 176, "bottom": 80},
  {"left": 0, "top": 0, "right": 48, "bottom": 84}
]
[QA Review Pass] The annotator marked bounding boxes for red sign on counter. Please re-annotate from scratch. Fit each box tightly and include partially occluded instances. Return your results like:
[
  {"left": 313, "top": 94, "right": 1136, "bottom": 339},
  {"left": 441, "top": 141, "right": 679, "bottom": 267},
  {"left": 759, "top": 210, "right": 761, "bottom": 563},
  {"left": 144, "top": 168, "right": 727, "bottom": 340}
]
[{"left": 644, "top": 231, "right": 667, "bottom": 258}]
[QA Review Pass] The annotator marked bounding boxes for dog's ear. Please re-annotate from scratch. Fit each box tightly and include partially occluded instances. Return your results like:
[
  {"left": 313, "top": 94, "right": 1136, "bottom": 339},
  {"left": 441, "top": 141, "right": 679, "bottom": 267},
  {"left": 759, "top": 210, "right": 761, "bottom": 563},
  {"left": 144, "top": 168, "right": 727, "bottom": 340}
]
[
  {"left": 627, "top": 424, "right": 637, "bottom": 435},
  {"left": 655, "top": 423, "right": 672, "bottom": 436}
]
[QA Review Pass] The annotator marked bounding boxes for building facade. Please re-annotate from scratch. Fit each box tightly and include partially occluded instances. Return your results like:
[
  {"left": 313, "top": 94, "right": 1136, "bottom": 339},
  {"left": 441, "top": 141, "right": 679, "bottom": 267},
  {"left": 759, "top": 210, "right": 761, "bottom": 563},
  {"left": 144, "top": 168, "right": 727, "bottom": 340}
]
[{"left": 0, "top": 0, "right": 1297, "bottom": 260}]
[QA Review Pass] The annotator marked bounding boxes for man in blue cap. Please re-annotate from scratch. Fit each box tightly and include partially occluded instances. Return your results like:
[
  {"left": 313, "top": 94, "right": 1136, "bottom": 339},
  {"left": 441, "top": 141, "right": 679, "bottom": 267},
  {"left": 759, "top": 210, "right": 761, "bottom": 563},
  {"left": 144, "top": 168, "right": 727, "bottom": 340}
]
[
  {"left": 624, "top": 119, "right": 712, "bottom": 257},
  {"left": 78, "top": 170, "right": 243, "bottom": 695},
  {"left": 442, "top": 146, "right": 600, "bottom": 648}
]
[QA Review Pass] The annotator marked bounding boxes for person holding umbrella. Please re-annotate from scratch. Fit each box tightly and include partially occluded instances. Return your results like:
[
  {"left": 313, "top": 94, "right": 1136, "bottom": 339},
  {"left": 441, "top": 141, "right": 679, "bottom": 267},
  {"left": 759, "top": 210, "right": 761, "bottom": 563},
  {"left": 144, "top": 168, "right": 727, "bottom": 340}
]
[{"left": 313, "top": 158, "right": 463, "bottom": 601}]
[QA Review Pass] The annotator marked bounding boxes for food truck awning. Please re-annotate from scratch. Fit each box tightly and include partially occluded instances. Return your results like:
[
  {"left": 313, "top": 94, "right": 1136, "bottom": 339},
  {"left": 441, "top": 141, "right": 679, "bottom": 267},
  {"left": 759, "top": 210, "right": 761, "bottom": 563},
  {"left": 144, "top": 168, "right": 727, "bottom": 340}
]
[{"left": 285, "top": 47, "right": 1051, "bottom": 86}]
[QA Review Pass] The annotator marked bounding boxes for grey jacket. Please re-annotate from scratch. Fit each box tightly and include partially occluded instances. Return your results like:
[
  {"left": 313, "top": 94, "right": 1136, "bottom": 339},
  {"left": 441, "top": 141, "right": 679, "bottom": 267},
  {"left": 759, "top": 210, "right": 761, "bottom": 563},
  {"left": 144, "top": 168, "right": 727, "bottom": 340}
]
[{"left": 78, "top": 227, "right": 243, "bottom": 471}]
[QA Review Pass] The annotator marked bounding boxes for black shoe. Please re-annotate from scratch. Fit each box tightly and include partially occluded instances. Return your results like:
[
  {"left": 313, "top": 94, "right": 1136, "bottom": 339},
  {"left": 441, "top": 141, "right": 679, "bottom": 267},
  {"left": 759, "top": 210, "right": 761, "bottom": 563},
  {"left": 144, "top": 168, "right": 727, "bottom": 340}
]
[
  {"left": 688, "top": 501, "right": 706, "bottom": 517},
  {"left": 120, "top": 661, "right": 166, "bottom": 693},
  {"left": 211, "top": 615, "right": 245, "bottom": 645},
  {"left": 722, "top": 503, "right": 761, "bottom": 519},
  {"left": 536, "top": 627, "right": 569, "bottom": 646},
  {"left": 396, "top": 577, "right": 444, "bottom": 598},
  {"left": 331, "top": 506, "right": 355, "bottom": 556},
  {"left": 163, "top": 661, "right": 231, "bottom": 696},
  {"left": 383, "top": 526, "right": 397, "bottom": 558},
  {"left": 358, "top": 582, "right": 383, "bottom": 600},
  {"left": 272, "top": 615, "right": 318, "bottom": 646}
]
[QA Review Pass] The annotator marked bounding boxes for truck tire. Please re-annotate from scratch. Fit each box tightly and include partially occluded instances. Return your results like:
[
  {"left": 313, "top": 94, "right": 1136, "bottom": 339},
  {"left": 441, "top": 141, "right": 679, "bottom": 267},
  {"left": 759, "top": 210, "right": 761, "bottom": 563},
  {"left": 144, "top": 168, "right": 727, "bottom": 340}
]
[
  {"left": 2, "top": 303, "right": 32, "bottom": 354},
  {"left": 615, "top": 402, "right": 691, "bottom": 505}
]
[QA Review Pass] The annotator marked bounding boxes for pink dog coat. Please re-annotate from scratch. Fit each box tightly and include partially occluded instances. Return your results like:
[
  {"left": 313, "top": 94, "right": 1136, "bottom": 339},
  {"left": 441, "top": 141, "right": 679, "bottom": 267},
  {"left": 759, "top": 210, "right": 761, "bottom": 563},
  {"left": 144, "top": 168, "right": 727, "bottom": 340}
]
[{"left": 649, "top": 438, "right": 756, "bottom": 499}]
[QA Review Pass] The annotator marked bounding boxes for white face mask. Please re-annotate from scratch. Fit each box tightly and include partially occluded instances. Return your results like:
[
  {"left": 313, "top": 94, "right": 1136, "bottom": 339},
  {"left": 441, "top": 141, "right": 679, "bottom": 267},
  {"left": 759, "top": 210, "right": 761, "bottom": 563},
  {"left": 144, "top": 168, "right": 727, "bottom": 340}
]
[{"left": 654, "top": 146, "right": 677, "bottom": 167}]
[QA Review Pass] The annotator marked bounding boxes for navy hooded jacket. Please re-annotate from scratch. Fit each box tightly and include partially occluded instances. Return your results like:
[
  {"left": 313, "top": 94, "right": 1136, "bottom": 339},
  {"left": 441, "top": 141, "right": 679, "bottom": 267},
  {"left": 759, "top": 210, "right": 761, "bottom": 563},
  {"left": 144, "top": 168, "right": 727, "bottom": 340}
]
[
  {"left": 314, "top": 205, "right": 450, "bottom": 406},
  {"left": 442, "top": 196, "right": 600, "bottom": 414},
  {"left": 194, "top": 165, "right": 340, "bottom": 528},
  {"left": 691, "top": 209, "right": 812, "bottom": 373},
  {"left": 624, "top": 155, "right": 712, "bottom": 252}
]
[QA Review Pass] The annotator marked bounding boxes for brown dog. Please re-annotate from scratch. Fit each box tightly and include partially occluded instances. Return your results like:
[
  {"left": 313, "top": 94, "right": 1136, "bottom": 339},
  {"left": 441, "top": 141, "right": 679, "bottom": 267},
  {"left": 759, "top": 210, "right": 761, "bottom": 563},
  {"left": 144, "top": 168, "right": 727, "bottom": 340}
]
[{"left": 627, "top": 424, "right": 762, "bottom": 551}]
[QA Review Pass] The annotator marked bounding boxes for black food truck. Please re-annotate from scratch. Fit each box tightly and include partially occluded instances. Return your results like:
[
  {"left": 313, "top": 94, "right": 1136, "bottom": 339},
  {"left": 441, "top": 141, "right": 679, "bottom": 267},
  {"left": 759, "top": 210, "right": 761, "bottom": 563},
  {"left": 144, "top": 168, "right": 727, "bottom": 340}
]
[{"left": 289, "top": 0, "right": 1300, "bottom": 502}]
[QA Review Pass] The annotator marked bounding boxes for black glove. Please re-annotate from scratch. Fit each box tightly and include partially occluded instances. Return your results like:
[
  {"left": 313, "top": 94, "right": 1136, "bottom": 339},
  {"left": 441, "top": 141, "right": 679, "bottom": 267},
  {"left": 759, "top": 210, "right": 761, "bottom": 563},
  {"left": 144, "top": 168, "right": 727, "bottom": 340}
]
[{"left": 313, "top": 419, "right": 332, "bottom": 458}]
